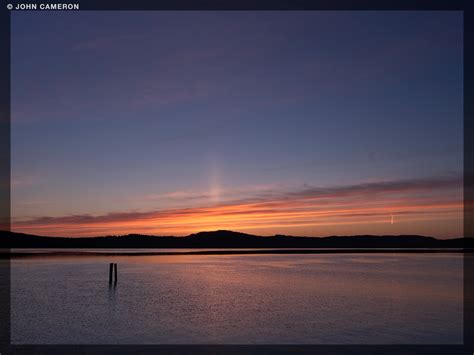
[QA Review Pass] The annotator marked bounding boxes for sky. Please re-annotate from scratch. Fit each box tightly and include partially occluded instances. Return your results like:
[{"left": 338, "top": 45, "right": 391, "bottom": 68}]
[{"left": 10, "top": 11, "right": 463, "bottom": 238}]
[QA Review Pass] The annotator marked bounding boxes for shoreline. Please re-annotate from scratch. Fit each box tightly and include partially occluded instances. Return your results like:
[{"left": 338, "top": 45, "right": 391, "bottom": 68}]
[{"left": 3, "top": 248, "right": 470, "bottom": 258}]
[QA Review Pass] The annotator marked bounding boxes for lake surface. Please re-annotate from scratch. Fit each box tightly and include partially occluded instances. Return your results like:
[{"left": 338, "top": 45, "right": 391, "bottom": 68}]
[{"left": 11, "top": 252, "right": 463, "bottom": 344}]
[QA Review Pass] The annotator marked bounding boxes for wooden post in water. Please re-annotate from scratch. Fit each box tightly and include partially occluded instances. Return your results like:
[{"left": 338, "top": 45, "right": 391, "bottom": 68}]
[
  {"left": 109, "top": 263, "right": 113, "bottom": 285},
  {"left": 114, "top": 263, "right": 118, "bottom": 285}
]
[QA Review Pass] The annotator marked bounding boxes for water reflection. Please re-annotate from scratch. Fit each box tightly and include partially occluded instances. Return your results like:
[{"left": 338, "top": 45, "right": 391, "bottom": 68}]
[{"left": 11, "top": 253, "right": 463, "bottom": 344}]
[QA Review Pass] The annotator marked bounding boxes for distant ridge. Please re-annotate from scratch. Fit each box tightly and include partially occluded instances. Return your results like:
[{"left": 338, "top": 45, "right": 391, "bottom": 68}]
[{"left": 0, "top": 230, "right": 471, "bottom": 249}]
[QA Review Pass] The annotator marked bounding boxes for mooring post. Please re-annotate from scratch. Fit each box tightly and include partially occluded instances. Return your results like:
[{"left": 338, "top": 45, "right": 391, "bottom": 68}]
[
  {"left": 114, "top": 263, "right": 118, "bottom": 285},
  {"left": 109, "top": 263, "right": 113, "bottom": 285}
]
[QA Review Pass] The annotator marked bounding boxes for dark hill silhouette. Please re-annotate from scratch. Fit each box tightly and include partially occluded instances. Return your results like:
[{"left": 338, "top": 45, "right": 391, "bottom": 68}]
[{"left": 0, "top": 230, "right": 471, "bottom": 249}]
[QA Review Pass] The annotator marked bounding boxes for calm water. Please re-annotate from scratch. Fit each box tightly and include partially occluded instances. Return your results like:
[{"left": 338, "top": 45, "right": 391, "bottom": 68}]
[{"left": 11, "top": 252, "right": 463, "bottom": 344}]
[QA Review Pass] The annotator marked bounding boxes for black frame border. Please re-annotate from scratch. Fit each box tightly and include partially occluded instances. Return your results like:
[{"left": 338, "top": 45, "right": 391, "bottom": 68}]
[{"left": 1, "top": 0, "right": 472, "bottom": 354}]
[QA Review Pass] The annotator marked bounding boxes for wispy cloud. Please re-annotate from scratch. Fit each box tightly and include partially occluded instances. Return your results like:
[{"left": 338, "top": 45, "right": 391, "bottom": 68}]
[
  {"left": 11, "top": 174, "right": 37, "bottom": 189},
  {"left": 11, "top": 175, "right": 462, "bottom": 237},
  {"left": 144, "top": 183, "right": 283, "bottom": 203}
]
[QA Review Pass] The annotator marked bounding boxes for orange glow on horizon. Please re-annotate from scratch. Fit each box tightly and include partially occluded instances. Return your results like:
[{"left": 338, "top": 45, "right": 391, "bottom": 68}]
[{"left": 11, "top": 185, "right": 463, "bottom": 238}]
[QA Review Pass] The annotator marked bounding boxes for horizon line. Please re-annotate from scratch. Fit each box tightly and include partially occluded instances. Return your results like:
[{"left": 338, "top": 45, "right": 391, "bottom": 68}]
[{"left": 3, "top": 229, "right": 465, "bottom": 240}]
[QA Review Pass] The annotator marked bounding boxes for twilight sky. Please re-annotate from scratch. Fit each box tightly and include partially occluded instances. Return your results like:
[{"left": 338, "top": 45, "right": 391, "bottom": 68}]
[{"left": 11, "top": 11, "right": 463, "bottom": 238}]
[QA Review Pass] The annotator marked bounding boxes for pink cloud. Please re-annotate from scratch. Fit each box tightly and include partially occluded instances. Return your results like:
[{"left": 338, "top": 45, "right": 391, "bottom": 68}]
[{"left": 11, "top": 175, "right": 462, "bottom": 237}]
